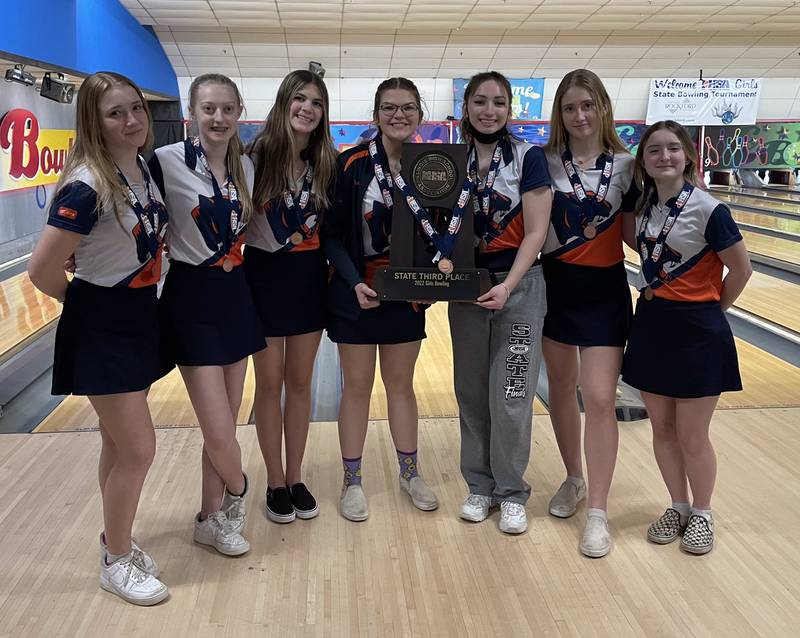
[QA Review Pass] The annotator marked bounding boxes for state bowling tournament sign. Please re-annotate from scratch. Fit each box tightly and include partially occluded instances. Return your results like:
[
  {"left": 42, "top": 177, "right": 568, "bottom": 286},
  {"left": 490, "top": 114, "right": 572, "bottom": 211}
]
[{"left": 646, "top": 77, "right": 762, "bottom": 126}]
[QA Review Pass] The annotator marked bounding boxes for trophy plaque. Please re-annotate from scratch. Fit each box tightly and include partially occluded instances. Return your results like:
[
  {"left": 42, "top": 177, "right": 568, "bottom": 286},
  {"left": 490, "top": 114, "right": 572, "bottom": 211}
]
[{"left": 373, "top": 143, "right": 490, "bottom": 302}]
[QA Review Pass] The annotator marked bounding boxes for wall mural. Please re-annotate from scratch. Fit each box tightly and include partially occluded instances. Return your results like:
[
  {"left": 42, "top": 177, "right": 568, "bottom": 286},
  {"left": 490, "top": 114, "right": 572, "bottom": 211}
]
[{"left": 703, "top": 123, "right": 800, "bottom": 170}]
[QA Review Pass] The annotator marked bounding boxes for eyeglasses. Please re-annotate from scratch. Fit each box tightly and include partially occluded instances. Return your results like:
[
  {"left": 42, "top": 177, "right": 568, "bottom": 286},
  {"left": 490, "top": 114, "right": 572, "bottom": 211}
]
[{"left": 378, "top": 103, "right": 419, "bottom": 117}]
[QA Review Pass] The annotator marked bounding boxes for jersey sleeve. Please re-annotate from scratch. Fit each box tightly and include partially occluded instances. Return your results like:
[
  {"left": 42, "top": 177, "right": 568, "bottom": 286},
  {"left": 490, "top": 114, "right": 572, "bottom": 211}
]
[
  {"left": 520, "top": 146, "right": 551, "bottom": 193},
  {"left": 147, "top": 153, "right": 166, "bottom": 201},
  {"left": 47, "top": 181, "right": 99, "bottom": 235},
  {"left": 704, "top": 203, "right": 743, "bottom": 252},
  {"left": 619, "top": 176, "right": 641, "bottom": 213}
]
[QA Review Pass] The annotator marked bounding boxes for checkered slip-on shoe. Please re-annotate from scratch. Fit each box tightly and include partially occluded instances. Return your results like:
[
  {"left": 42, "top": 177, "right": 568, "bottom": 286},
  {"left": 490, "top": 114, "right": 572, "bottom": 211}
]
[
  {"left": 647, "top": 508, "right": 687, "bottom": 545},
  {"left": 680, "top": 514, "right": 714, "bottom": 555}
]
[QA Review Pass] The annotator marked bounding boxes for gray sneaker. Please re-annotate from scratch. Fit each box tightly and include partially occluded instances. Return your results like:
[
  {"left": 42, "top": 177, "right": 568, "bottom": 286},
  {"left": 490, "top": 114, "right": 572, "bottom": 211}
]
[
  {"left": 340, "top": 484, "right": 369, "bottom": 522},
  {"left": 548, "top": 478, "right": 586, "bottom": 518},
  {"left": 399, "top": 475, "right": 439, "bottom": 511}
]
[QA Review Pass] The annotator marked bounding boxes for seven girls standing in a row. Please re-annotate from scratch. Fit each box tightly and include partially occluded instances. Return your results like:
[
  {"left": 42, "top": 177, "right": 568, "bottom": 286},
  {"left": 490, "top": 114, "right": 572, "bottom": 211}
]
[{"left": 29, "top": 67, "right": 750, "bottom": 606}]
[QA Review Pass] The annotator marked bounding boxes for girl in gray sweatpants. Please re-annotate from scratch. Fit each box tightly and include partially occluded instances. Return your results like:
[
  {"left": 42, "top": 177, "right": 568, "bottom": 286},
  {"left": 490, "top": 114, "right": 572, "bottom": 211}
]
[{"left": 449, "top": 71, "right": 551, "bottom": 534}]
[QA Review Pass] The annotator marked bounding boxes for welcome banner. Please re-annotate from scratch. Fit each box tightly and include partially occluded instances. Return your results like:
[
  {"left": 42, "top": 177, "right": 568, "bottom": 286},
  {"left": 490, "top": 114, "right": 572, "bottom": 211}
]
[{"left": 646, "top": 78, "right": 762, "bottom": 126}]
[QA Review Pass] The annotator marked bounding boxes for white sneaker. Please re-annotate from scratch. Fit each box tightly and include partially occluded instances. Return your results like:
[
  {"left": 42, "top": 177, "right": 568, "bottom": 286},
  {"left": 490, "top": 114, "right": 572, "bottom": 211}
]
[
  {"left": 459, "top": 494, "right": 493, "bottom": 522},
  {"left": 100, "top": 533, "right": 159, "bottom": 577},
  {"left": 340, "top": 484, "right": 369, "bottom": 522},
  {"left": 99, "top": 550, "right": 169, "bottom": 606},
  {"left": 580, "top": 514, "right": 612, "bottom": 557},
  {"left": 399, "top": 475, "right": 439, "bottom": 511},
  {"left": 499, "top": 501, "right": 527, "bottom": 534},
  {"left": 221, "top": 474, "right": 248, "bottom": 533},
  {"left": 548, "top": 478, "right": 586, "bottom": 518},
  {"left": 193, "top": 511, "right": 250, "bottom": 556}
]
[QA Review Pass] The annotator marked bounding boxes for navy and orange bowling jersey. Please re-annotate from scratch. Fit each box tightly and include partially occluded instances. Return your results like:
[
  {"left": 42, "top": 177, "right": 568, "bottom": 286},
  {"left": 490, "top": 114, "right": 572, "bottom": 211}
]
[
  {"left": 47, "top": 163, "right": 168, "bottom": 288},
  {"left": 246, "top": 160, "right": 322, "bottom": 254},
  {"left": 471, "top": 137, "right": 551, "bottom": 272},
  {"left": 150, "top": 139, "right": 254, "bottom": 268},
  {"left": 633, "top": 186, "right": 742, "bottom": 302},
  {"left": 542, "top": 151, "right": 638, "bottom": 265}
]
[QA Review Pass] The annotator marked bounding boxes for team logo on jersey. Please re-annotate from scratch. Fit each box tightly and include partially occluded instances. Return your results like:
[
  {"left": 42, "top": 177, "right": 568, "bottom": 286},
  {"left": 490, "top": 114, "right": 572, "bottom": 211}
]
[
  {"left": 552, "top": 190, "right": 612, "bottom": 245},
  {"left": 642, "top": 238, "right": 683, "bottom": 282},
  {"left": 364, "top": 199, "right": 392, "bottom": 254},
  {"left": 504, "top": 323, "right": 532, "bottom": 400}
]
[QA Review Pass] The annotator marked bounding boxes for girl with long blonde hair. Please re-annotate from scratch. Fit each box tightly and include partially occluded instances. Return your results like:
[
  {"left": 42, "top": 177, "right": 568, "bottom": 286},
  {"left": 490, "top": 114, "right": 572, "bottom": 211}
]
[
  {"left": 149, "top": 73, "right": 263, "bottom": 557},
  {"left": 540, "top": 69, "right": 638, "bottom": 557},
  {"left": 29, "top": 71, "right": 170, "bottom": 605}
]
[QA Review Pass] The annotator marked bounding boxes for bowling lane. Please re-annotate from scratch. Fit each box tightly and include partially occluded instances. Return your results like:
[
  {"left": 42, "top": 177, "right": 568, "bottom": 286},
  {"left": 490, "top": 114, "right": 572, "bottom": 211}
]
[
  {"left": 715, "top": 191, "right": 800, "bottom": 217},
  {"left": 0, "top": 270, "right": 61, "bottom": 357},
  {"left": 732, "top": 210, "right": 800, "bottom": 236},
  {"left": 713, "top": 186, "right": 800, "bottom": 204},
  {"left": 742, "top": 230, "right": 800, "bottom": 266}
]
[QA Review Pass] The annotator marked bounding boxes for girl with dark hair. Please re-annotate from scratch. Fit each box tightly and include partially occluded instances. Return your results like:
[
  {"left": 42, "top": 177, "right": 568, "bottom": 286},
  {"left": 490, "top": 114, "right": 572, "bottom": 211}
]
[
  {"left": 541, "top": 69, "right": 638, "bottom": 557},
  {"left": 623, "top": 120, "right": 751, "bottom": 554},
  {"left": 28, "top": 72, "right": 170, "bottom": 605},
  {"left": 245, "top": 70, "right": 337, "bottom": 523},
  {"left": 149, "top": 73, "right": 264, "bottom": 557},
  {"left": 322, "top": 77, "right": 438, "bottom": 522},
  {"left": 449, "top": 71, "right": 551, "bottom": 534}
]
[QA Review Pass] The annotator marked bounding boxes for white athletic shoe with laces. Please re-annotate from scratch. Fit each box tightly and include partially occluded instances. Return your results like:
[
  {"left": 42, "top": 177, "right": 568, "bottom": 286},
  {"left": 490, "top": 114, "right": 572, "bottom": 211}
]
[
  {"left": 221, "top": 474, "right": 248, "bottom": 533},
  {"left": 499, "top": 501, "right": 527, "bottom": 534},
  {"left": 459, "top": 494, "right": 493, "bottom": 522},
  {"left": 99, "top": 549, "right": 169, "bottom": 606},
  {"left": 193, "top": 510, "right": 250, "bottom": 556},
  {"left": 100, "top": 533, "right": 159, "bottom": 577}
]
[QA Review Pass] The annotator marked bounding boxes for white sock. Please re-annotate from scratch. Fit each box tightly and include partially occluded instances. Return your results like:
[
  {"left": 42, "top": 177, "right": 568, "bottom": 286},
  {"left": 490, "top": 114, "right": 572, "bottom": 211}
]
[
  {"left": 587, "top": 507, "right": 607, "bottom": 521},
  {"left": 566, "top": 476, "right": 584, "bottom": 487},
  {"left": 672, "top": 502, "right": 690, "bottom": 522},
  {"left": 691, "top": 507, "right": 713, "bottom": 522}
]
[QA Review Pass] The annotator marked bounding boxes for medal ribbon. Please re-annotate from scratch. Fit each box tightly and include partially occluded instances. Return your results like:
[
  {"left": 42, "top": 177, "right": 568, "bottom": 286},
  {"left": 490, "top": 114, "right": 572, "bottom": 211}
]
[
  {"left": 469, "top": 140, "right": 504, "bottom": 244},
  {"left": 282, "top": 164, "right": 316, "bottom": 243},
  {"left": 637, "top": 181, "right": 694, "bottom": 289},
  {"left": 561, "top": 149, "right": 614, "bottom": 234},
  {"left": 192, "top": 137, "right": 241, "bottom": 256},
  {"left": 369, "top": 136, "right": 472, "bottom": 263},
  {"left": 116, "top": 156, "right": 162, "bottom": 259}
]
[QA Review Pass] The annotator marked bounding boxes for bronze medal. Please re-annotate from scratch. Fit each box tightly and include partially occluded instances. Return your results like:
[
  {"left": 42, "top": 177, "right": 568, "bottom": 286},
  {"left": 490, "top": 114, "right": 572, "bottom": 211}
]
[
  {"left": 437, "top": 258, "right": 454, "bottom": 274},
  {"left": 644, "top": 287, "right": 653, "bottom": 301},
  {"left": 290, "top": 232, "right": 303, "bottom": 245},
  {"left": 583, "top": 225, "right": 597, "bottom": 239},
  {"left": 222, "top": 258, "right": 234, "bottom": 273}
]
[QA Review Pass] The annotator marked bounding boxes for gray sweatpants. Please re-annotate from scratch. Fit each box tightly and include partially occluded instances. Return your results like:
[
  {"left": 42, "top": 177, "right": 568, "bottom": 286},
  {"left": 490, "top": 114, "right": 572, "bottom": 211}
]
[{"left": 448, "top": 266, "right": 546, "bottom": 504}]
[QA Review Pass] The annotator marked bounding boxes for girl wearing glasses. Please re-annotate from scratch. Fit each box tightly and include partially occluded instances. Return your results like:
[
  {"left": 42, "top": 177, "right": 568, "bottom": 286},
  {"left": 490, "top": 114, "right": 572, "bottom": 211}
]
[
  {"left": 245, "top": 70, "right": 337, "bottom": 524},
  {"left": 323, "top": 78, "right": 438, "bottom": 522}
]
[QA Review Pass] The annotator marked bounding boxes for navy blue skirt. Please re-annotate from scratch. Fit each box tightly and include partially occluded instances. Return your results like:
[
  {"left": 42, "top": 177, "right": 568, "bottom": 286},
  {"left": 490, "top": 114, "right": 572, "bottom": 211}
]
[
  {"left": 159, "top": 260, "right": 266, "bottom": 366},
  {"left": 327, "top": 300, "right": 426, "bottom": 345},
  {"left": 542, "top": 258, "right": 632, "bottom": 347},
  {"left": 622, "top": 295, "right": 742, "bottom": 398},
  {"left": 243, "top": 245, "right": 327, "bottom": 337},
  {"left": 52, "top": 278, "right": 173, "bottom": 396}
]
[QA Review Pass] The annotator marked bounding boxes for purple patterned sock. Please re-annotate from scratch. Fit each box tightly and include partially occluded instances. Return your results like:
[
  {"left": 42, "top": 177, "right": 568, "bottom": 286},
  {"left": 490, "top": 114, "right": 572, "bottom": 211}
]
[
  {"left": 342, "top": 457, "right": 362, "bottom": 486},
  {"left": 397, "top": 449, "right": 418, "bottom": 481}
]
